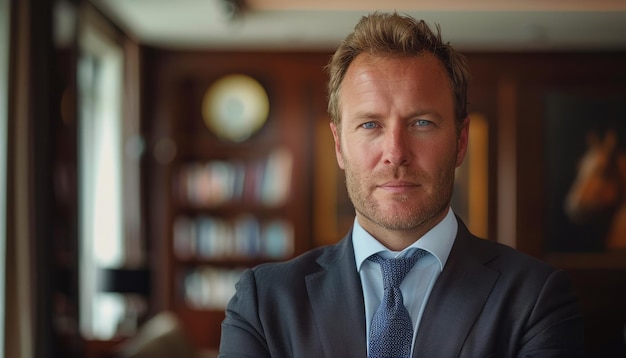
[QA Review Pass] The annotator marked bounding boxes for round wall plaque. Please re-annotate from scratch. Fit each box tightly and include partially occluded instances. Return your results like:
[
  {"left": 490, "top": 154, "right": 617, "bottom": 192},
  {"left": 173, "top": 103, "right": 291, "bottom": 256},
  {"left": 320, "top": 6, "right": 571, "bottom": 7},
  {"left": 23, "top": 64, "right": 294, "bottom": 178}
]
[{"left": 201, "top": 74, "right": 270, "bottom": 142}]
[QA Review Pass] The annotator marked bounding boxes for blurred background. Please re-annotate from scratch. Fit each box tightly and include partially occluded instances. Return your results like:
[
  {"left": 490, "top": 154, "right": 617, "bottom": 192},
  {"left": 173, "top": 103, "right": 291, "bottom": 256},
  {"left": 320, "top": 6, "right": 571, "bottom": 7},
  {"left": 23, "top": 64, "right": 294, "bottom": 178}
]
[{"left": 3, "top": 0, "right": 626, "bottom": 357}]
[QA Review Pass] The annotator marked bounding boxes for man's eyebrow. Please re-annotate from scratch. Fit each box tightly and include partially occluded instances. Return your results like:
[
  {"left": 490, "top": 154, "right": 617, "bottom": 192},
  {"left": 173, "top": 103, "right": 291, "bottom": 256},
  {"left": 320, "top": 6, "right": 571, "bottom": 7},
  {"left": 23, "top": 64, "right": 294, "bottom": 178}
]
[
  {"left": 407, "top": 109, "right": 440, "bottom": 118},
  {"left": 351, "top": 109, "right": 442, "bottom": 121},
  {"left": 351, "top": 111, "right": 381, "bottom": 120}
]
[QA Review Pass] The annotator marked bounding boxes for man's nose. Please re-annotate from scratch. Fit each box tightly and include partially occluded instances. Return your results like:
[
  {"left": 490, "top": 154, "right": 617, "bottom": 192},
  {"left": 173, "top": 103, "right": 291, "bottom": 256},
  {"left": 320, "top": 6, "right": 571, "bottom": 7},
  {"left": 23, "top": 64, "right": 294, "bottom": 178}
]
[{"left": 383, "top": 127, "right": 413, "bottom": 166}]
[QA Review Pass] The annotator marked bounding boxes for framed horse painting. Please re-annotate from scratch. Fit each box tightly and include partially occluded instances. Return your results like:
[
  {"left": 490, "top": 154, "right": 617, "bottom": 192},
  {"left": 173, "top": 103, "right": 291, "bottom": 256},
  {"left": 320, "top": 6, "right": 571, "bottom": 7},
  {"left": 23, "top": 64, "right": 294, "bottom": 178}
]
[{"left": 544, "top": 92, "right": 626, "bottom": 254}]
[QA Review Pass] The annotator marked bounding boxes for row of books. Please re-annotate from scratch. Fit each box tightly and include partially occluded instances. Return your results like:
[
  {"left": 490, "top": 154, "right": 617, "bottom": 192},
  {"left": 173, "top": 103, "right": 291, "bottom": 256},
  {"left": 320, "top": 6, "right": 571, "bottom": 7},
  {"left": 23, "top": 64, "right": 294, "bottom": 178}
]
[
  {"left": 181, "top": 266, "right": 244, "bottom": 310},
  {"left": 173, "top": 214, "right": 295, "bottom": 260},
  {"left": 176, "top": 148, "right": 293, "bottom": 208}
]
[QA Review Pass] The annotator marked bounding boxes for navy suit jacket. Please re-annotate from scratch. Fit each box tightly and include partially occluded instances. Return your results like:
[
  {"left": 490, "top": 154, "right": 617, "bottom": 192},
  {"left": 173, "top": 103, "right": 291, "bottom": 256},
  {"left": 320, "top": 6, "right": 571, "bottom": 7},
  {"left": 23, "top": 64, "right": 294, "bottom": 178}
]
[{"left": 219, "top": 218, "right": 585, "bottom": 357}]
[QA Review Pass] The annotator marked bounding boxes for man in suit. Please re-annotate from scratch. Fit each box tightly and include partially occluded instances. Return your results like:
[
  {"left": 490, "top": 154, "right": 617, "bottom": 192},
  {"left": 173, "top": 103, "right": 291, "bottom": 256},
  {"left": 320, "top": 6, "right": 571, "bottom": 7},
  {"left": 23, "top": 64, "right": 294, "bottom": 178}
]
[{"left": 219, "top": 12, "right": 584, "bottom": 357}]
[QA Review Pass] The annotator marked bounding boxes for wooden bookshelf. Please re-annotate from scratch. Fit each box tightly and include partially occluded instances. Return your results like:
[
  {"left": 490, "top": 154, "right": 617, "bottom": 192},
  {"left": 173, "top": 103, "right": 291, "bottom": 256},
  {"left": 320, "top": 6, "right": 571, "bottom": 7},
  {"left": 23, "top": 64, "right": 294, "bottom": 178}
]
[{"left": 145, "top": 50, "right": 331, "bottom": 351}]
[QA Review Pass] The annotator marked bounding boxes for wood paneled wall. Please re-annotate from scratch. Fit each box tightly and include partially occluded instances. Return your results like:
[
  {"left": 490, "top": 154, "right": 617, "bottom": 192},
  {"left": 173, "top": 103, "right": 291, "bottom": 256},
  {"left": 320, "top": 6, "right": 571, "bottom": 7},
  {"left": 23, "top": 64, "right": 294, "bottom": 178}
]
[{"left": 142, "top": 49, "right": 626, "bottom": 356}]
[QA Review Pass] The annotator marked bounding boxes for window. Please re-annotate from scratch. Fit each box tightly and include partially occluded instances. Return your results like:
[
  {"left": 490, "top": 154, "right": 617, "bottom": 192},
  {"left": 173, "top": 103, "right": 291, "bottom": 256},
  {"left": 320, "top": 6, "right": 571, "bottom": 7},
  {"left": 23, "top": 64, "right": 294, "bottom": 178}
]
[{"left": 77, "top": 18, "right": 126, "bottom": 340}]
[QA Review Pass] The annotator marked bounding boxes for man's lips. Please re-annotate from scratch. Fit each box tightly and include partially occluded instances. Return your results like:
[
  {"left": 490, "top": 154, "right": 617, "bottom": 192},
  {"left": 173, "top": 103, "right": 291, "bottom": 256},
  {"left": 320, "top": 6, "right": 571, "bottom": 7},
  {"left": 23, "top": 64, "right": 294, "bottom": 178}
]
[{"left": 377, "top": 181, "right": 420, "bottom": 192}]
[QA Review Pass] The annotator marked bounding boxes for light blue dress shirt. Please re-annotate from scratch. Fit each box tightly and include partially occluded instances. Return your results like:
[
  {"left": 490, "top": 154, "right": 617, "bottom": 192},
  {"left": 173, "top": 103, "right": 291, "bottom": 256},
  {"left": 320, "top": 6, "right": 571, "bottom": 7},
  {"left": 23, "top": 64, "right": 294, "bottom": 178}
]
[{"left": 353, "top": 208, "right": 457, "bottom": 355}]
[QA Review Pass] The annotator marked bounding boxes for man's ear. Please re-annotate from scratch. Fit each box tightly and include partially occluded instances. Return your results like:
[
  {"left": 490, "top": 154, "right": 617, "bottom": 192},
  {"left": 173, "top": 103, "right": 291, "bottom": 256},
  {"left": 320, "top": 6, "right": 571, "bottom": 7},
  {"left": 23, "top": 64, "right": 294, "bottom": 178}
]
[
  {"left": 456, "top": 116, "right": 470, "bottom": 167},
  {"left": 330, "top": 122, "right": 345, "bottom": 169}
]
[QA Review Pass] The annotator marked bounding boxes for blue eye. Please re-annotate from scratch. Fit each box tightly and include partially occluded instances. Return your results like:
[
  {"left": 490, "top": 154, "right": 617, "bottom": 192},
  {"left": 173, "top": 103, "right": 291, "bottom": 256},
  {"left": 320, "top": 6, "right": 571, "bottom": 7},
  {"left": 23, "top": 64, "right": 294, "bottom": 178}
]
[
  {"left": 361, "top": 122, "right": 377, "bottom": 129},
  {"left": 416, "top": 119, "right": 431, "bottom": 127}
]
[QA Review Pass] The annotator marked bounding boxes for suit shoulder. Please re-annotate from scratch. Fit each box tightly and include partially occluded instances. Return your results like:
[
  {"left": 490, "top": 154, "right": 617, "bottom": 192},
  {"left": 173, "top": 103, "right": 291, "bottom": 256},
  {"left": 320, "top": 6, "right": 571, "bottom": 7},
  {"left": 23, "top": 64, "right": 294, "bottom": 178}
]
[
  {"left": 470, "top": 235, "right": 557, "bottom": 274},
  {"left": 456, "top": 218, "right": 556, "bottom": 275},
  {"left": 252, "top": 233, "right": 351, "bottom": 276},
  {"left": 251, "top": 244, "right": 333, "bottom": 279}
]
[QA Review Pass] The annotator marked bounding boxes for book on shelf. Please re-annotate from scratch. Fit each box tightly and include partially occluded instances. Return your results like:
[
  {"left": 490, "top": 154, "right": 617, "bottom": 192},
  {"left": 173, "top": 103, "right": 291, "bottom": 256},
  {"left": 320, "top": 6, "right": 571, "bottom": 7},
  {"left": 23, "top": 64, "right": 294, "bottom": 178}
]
[
  {"left": 182, "top": 266, "right": 244, "bottom": 310},
  {"left": 173, "top": 214, "right": 295, "bottom": 260},
  {"left": 176, "top": 147, "right": 293, "bottom": 208},
  {"left": 259, "top": 147, "right": 293, "bottom": 207},
  {"left": 173, "top": 216, "right": 196, "bottom": 260}
]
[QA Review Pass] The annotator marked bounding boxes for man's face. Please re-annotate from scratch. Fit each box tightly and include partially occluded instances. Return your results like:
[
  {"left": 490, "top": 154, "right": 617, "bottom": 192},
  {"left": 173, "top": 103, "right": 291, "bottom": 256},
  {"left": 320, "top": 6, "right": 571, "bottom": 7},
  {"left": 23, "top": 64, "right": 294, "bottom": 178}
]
[{"left": 330, "top": 52, "right": 469, "bottom": 245}]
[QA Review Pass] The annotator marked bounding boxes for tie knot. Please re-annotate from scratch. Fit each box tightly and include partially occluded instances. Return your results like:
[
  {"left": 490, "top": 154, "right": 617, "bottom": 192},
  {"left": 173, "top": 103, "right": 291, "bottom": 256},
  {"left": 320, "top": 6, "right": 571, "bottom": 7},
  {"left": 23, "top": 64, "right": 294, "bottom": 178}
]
[{"left": 369, "top": 249, "right": 426, "bottom": 288}]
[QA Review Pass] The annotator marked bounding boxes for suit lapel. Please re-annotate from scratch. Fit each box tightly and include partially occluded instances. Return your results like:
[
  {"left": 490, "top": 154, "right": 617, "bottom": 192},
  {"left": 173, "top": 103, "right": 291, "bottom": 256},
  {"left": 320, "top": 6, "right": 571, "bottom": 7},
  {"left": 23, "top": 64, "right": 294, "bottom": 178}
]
[
  {"left": 413, "top": 219, "right": 500, "bottom": 357},
  {"left": 306, "top": 233, "right": 368, "bottom": 357}
]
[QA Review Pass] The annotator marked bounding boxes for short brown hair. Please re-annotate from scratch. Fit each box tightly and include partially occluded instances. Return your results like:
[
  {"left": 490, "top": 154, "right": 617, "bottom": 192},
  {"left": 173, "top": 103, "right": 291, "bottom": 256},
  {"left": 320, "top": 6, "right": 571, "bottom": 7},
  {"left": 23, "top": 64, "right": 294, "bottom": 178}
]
[{"left": 325, "top": 12, "right": 470, "bottom": 128}]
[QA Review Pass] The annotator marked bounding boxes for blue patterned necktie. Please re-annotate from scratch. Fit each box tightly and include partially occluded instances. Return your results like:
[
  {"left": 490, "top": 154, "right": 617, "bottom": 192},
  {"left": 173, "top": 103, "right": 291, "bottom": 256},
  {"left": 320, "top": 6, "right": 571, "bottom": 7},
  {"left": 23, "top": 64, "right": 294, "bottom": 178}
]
[{"left": 368, "top": 249, "right": 426, "bottom": 358}]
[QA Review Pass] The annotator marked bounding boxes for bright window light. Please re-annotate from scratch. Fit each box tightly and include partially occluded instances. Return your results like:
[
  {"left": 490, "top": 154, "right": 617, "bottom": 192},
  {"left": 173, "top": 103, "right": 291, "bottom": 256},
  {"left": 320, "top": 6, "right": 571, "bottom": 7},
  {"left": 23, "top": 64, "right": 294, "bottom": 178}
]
[{"left": 77, "top": 21, "right": 125, "bottom": 340}]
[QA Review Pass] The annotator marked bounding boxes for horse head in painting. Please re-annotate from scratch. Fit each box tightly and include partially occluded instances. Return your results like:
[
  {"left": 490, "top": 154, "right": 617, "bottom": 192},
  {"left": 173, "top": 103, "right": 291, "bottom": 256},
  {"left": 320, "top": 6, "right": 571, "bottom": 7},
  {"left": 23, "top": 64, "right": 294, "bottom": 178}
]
[{"left": 564, "top": 129, "right": 626, "bottom": 250}]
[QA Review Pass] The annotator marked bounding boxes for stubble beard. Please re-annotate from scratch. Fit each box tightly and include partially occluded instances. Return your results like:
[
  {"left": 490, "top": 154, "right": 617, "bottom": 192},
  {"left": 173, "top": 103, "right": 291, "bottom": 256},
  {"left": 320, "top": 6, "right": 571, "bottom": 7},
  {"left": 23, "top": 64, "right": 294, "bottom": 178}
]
[{"left": 343, "top": 160, "right": 456, "bottom": 233}]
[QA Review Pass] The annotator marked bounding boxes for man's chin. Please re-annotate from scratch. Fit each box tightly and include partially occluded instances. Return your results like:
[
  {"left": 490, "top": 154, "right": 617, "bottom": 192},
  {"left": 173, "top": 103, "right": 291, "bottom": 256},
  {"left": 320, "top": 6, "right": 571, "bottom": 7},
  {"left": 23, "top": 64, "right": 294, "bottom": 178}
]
[{"left": 374, "top": 209, "right": 422, "bottom": 230}]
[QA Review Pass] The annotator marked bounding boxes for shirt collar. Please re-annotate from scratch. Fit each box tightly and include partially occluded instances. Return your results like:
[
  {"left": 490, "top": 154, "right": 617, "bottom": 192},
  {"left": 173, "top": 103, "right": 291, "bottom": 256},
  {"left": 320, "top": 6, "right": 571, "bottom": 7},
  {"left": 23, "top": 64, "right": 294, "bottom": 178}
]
[{"left": 353, "top": 208, "right": 457, "bottom": 272}]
